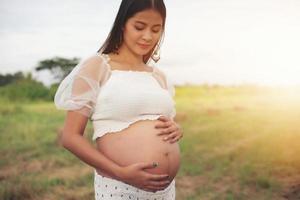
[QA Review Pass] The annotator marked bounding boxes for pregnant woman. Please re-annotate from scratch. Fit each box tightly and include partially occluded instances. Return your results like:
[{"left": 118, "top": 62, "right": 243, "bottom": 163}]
[{"left": 54, "top": 0, "right": 183, "bottom": 199}]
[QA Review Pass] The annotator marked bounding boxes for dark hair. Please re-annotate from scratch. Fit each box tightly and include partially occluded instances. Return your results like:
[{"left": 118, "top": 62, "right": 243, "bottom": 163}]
[{"left": 97, "top": 0, "right": 166, "bottom": 64}]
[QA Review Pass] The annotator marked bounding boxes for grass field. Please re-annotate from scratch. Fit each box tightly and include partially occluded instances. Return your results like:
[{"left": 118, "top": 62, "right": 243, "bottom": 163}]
[{"left": 1, "top": 85, "right": 300, "bottom": 200}]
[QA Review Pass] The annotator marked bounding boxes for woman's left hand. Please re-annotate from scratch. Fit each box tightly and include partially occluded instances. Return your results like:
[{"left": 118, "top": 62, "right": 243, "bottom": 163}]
[{"left": 155, "top": 115, "right": 183, "bottom": 143}]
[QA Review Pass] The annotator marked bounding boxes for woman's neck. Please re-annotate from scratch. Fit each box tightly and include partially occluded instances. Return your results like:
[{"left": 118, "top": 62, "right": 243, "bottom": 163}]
[{"left": 110, "top": 45, "right": 145, "bottom": 69}]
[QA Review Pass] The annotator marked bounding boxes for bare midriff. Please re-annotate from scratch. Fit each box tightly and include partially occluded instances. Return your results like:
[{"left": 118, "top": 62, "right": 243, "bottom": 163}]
[{"left": 95, "top": 119, "right": 181, "bottom": 184}]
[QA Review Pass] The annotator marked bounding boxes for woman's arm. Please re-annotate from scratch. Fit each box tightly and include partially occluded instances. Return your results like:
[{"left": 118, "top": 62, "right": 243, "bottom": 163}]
[
  {"left": 61, "top": 110, "right": 123, "bottom": 180},
  {"left": 60, "top": 111, "right": 171, "bottom": 192},
  {"left": 55, "top": 55, "right": 170, "bottom": 191}
]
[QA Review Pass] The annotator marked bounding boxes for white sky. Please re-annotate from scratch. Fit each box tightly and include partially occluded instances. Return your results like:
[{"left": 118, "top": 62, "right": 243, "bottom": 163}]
[{"left": 1, "top": 0, "right": 300, "bottom": 86}]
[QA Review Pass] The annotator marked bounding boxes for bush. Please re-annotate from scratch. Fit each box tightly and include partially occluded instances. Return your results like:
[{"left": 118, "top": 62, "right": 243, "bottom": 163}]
[
  {"left": 47, "top": 83, "right": 59, "bottom": 101},
  {"left": 0, "top": 79, "right": 49, "bottom": 101}
]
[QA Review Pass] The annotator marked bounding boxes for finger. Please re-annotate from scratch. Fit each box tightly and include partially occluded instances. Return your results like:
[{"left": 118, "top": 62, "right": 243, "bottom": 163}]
[
  {"left": 148, "top": 180, "right": 171, "bottom": 187},
  {"left": 162, "top": 132, "right": 178, "bottom": 141},
  {"left": 140, "top": 162, "right": 159, "bottom": 170},
  {"left": 169, "top": 136, "right": 180, "bottom": 143},
  {"left": 157, "top": 115, "right": 169, "bottom": 122},
  {"left": 143, "top": 187, "right": 159, "bottom": 193},
  {"left": 145, "top": 188, "right": 157, "bottom": 192},
  {"left": 158, "top": 129, "right": 175, "bottom": 137},
  {"left": 145, "top": 185, "right": 168, "bottom": 192},
  {"left": 155, "top": 121, "right": 173, "bottom": 129},
  {"left": 157, "top": 129, "right": 171, "bottom": 136},
  {"left": 148, "top": 174, "right": 169, "bottom": 181},
  {"left": 154, "top": 121, "right": 173, "bottom": 128},
  {"left": 157, "top": 131, "right": 168, "bottom": 136},
  {"left": 138, "top": 186, "right": 156, "bottom": 192},
  {"left": 168, "top": 125, "right": 179, "bottom": 133},
  {"left": 157, "top": 126, "right": 177, "bottom": 136},
  {"left": 170, "top": 131, "right": 184, "bottom": 143},
  {"left": 154, "top": 121, "right": 169, "bottom": 129}
]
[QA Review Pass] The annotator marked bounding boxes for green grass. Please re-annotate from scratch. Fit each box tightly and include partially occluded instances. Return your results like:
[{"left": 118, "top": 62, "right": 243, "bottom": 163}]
[
  {"left": 175, "top": 85, "right": 300, "bottom": 199},
  {"left": 1, "top": 85, "right": 300, "bottom": 199}
]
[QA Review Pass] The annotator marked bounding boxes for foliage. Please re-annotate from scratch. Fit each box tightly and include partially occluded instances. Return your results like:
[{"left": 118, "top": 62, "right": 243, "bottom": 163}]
[
  {"left": 0, "top": 72, "right": 51, "bottom": 101},
  {"left": 35, "top": 56, "right": 80, "bottom": 82},
  {"left": 0, "top": 71, "right": 24, "bottom": 86}
]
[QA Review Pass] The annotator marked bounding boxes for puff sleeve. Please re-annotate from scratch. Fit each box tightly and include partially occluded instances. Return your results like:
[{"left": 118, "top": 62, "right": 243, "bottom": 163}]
[
  {"left": 155, "top": 67, "right": 176, "bottom": 98},
  {"left": 166, "top": 76, "right": 176, "bottom": 119},
  {"left": 166, "top": 75, "right": 175, "bottom": 98},
  {"left": 54, "top": 53, "right": 108, "bottom": 118},
  {"left": 153, "top": 67, "right": 176, "bottom": 119}
]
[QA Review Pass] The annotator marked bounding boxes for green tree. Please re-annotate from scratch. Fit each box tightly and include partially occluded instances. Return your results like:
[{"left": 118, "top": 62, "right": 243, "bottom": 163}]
[
  {"left": 35, "top": 57, "right": 80, "bottom": 82},
  {"left": 0, "top": 71, "right": 25, "bottom": 86}
]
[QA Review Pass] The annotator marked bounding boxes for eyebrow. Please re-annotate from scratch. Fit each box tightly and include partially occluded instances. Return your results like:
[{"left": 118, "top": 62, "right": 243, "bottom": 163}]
[{"left": 135, "top": 20, "right": 162, "bottom": 27}]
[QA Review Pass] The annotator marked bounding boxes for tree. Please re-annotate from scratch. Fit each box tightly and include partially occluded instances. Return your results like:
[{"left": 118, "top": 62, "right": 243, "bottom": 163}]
[
  {"left": 0, "top": 71, "right": 25, "bottom": 86},
  {"left": 35, "top": 56, "right": 80, "bottom": 82}
]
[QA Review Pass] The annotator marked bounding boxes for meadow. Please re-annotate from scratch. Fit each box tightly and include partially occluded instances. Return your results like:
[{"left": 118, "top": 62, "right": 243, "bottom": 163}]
[{"left": 1, "top": 85, "right": 299, "bottom": 200}]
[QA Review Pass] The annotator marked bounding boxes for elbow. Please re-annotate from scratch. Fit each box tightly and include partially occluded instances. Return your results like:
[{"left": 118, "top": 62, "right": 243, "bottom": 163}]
[
  {"left": 60, "top": 130, "right": 82, "bottom": 149},
  {"left": 60, "top": 130, "right": 71, "bottom": 149},
  {"left": 61, "top": 138, "right": 69, "bottom": 149},
  {"left": 57, "top": 127, "right": 66, "bottom": 147},
  {"left": 60, "top": 111, "right": 87, "bottom": 148}
]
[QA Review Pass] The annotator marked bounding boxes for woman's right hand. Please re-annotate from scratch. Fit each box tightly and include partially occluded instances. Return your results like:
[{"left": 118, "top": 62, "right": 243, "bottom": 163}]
[{"left": 118, "top": 162, "right": 171, "bottom": 192}]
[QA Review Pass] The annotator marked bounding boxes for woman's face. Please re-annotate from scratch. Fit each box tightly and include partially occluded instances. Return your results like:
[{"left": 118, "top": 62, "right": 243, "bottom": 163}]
[{"left": 122, "top": 9, "right": 163, "bottom": 56}]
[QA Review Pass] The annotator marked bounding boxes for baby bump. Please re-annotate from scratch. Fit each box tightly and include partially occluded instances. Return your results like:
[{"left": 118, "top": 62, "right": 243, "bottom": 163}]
[{"left": 95, "top": 119, "right": 181, "bottom": 182}]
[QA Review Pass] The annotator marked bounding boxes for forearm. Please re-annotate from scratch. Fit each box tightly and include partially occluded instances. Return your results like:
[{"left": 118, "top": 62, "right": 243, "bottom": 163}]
[{"left": 62, "top": 134, "right": 123, "bottom": 180}]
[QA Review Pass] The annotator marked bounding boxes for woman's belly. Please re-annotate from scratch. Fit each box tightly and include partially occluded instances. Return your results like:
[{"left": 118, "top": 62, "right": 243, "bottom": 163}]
[{"left": 95, "top": 119, "right": 181, "bottom": 183}]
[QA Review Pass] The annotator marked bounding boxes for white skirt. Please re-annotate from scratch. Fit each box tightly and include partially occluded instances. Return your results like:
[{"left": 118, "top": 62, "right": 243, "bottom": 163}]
[{"left": 94, "top": 170, "right": 176, "bottom": 200}]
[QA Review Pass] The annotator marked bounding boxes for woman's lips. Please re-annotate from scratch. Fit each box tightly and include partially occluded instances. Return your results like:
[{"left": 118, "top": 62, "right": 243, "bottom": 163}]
[{"left": 138, "top": 43, "right": 151, "bottom": 49}]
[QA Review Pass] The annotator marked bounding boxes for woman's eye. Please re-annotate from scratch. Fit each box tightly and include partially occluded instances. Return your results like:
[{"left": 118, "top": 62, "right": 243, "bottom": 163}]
[
  {"left": 152, "top": 29, "right": 160, "bottom": 33},
  {"left": 135, "top": 26, "right": 144, "bottom": 31},
  {"left": 134, "top": 26, "right": 160, "bottom": 33}
]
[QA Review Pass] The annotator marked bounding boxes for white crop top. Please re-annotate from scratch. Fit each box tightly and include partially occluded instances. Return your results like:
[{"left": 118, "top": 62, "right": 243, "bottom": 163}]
[{"left": 54, "top": 52, "right": 176, "bottom": 140}]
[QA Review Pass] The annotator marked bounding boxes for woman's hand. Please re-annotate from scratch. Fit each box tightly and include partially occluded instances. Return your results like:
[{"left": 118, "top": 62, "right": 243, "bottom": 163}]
[
  {"left": 155, "top": 115, "right": 183, "bottom": 143},
  {"left": 119, "top": 162, "right": 171, "bottom": 192}
]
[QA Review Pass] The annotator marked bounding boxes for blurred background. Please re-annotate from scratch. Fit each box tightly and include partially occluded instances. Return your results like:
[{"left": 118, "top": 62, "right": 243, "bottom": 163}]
[{"left": 1, "top": 0, "right": 299, "bottom": 199}]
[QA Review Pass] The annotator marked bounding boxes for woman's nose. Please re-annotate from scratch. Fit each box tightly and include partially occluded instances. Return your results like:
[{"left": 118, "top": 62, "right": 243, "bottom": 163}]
[{"left": 142, "top": 30, "right": 153, "bottom": 42}]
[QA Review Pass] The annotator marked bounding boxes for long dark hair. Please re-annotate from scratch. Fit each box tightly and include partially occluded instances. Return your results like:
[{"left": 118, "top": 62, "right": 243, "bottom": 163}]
[{"left": 97, "top": 0, "right": 166, "bottom": 64}]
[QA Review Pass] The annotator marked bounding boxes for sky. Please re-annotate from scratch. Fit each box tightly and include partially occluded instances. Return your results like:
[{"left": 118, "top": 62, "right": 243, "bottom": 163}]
[{"left": 1, "top": 0, "right": 300, "bottom": 86}]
